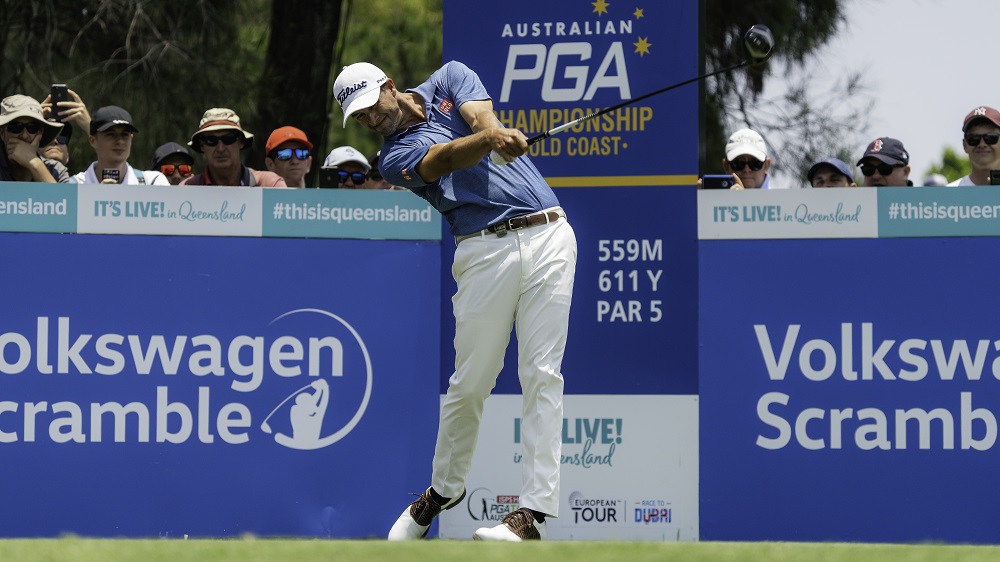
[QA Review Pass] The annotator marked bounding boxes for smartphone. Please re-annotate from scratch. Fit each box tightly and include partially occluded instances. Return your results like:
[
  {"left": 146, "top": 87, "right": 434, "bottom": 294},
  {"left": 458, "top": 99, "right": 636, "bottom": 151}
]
[
  {"left": 990, "top": 170, "right": 1000, "bottom": 186},
  {"left": 702, "top": 174, "right": 735, "bottom": 190},
  {"left": 50, "top": 84, "right": 70, "bottom": 122},
  {"left": 101, "top": 169, "right": 120, "bottom": 184},
  {"left": 319, "top": 168, "right": 339, "bottom": 189}
]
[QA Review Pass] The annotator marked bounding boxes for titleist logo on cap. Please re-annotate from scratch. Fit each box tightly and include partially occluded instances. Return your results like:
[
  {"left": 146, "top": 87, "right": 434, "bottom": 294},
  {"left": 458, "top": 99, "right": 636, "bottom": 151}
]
[{"left": 338, "top": 81, "right": 367, "bottom": 104}]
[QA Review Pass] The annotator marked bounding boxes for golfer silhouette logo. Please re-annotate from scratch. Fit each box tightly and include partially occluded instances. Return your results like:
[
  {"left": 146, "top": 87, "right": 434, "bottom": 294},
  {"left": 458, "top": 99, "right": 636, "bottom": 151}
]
[
  {"left": 261, "top": 379, "right": 330, "bottom": 449},
  {"left": 259, "top": 308, "right": 373, "bottom": 451}
]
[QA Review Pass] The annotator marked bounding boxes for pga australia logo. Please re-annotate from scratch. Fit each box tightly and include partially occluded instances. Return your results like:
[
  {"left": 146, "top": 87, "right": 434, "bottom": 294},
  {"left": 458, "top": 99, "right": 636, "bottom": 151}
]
[
  {"left": 259, "top": 309, "right": 373, "bottom": 450},
  {"left": 466, "top": 488, "right": 519, "bottom": 522}
]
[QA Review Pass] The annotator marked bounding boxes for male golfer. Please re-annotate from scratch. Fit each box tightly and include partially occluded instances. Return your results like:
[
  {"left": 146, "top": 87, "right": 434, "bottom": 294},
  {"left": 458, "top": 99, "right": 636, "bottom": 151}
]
[{"left": 335, "top": 60, "right": 577, "bottom": 541}]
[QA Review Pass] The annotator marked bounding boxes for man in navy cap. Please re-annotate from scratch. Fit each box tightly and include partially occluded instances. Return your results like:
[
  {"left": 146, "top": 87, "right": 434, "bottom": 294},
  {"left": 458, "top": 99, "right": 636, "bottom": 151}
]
[
  {"left": 807, "top": 157, "right": 856, "bottom": 187},
  {"left": 857, "top": 137, "right": 912, "bottom": 187},
  {"left": 72, "top": 105, "right": 169, "bottom": 185}
]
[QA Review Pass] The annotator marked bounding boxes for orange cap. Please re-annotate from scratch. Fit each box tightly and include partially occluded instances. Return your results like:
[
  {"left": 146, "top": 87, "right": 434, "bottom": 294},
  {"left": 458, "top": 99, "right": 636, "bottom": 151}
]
[{"left": 265, "top": 126, "right": 313, "bottom": 154}]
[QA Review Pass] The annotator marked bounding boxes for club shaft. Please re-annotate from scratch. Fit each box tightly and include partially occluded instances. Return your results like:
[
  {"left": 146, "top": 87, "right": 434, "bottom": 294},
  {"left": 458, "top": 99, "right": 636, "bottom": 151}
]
[{"left": 526, "top": 60, "right": 750, "bottom": 145}]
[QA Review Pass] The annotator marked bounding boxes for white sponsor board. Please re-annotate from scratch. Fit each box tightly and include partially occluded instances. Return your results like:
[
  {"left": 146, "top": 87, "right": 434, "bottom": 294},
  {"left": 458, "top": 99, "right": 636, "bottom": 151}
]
[
  {"left": 698, "top": 188, "right": 878, "bottom": 240},
  {"left": 77, "top": 185, "right": 262, "bottom": 237},
  {"left": 438, "top": 394, "right": 698, "bottom": 541}
]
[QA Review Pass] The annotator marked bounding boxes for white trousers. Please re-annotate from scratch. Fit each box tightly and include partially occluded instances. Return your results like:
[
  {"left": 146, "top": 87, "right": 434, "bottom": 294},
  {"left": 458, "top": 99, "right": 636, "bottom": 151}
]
[{"left": 431, "top": 213, "right": 577, "bottom": 518}]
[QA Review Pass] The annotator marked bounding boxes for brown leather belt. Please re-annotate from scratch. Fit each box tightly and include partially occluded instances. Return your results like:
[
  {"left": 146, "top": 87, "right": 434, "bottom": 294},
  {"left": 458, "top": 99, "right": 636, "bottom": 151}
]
[{"left": 456, "top": 208, "right": 565, "bottom": 244}]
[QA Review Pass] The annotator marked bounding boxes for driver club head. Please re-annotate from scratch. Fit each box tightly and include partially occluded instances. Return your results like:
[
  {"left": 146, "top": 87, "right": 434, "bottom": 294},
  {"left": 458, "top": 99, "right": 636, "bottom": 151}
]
[{"left": 744, "top": 25, "right": 775, "bottom": 64}]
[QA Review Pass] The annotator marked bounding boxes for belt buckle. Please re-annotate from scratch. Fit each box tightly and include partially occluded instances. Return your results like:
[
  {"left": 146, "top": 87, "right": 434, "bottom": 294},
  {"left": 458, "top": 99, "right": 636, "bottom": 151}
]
[{"left": 495, "top": 222, "right": 507, "bottom": 237}]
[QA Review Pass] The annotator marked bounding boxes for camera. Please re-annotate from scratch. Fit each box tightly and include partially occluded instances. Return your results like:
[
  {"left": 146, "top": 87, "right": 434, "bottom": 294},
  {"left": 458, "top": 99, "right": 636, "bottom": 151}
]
[
  {"left": 50, "top": 84, "right": 70, "bottom": 122},
  {"left": 701, "top": 174, "right": 735, "bottom": 190},
  {"left": 990, "top": 170, "right": 1000, "bottom": 186}
]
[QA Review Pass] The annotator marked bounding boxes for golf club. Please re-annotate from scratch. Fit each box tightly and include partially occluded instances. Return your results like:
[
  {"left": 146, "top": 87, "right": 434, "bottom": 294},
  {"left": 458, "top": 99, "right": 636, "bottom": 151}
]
[{"left": 490, "top": 24, "right": 775, "bottom": 164}]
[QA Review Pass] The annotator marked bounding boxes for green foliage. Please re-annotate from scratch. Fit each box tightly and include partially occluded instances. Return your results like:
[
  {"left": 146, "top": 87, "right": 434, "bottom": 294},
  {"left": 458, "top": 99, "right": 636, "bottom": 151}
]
[
  {"left": 329, "top": 0, "right": 443, "bottom": 161},
  {"left": 701, "top": 0, "right": 864, "bottom": 186},
  {"left": 925, "top": 146, "right": 971, "bottom": 183},
  {"left": 0, "top": 0, "right": 855, "bottom": 187},
  {"left": 1, "top": 0, "right": 272, "bottom": 172}
]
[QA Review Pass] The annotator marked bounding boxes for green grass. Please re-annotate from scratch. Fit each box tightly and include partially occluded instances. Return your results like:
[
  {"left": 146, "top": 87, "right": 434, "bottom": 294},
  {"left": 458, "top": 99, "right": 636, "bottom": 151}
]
[{"left": 3, "top": 538, "right": 1000, "bottom": 562}]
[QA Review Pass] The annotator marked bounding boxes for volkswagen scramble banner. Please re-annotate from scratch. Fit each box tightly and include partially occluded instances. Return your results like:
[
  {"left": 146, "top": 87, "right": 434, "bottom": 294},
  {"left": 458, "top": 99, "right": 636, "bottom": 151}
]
[
  {"left": 0, "top": 232, "right": 441, "bottom": 537},
  {"left": 700, "top": 235, "right": 1000, "bottom": 543}
]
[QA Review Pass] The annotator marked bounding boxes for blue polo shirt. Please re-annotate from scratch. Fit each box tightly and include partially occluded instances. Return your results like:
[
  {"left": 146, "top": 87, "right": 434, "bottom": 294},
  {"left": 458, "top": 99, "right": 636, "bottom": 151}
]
[{"left": 379, "top": 61, "right": 559, "bottom": 236}]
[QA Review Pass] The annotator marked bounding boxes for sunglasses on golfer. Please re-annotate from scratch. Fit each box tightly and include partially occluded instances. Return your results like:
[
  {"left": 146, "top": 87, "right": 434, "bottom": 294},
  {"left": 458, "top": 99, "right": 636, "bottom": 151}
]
[
  {"left": 159, "top": 164, "right": 193, "bottom": 177},
  {"left": 199, "top": 132, "right": 242, "bottom": 147},
  {"left": 5, "top": 121, "right": 44, "bottom": 135},
  {"left": 273, "top": 148, "right": 310, "bottom": 161},
  {"left": 860, "top": 162, "right": 903, "bottom": 177},
  {"left": 728, "top": 157, "right": 764, "bottom": 171},
  {"left": 334, "top": 170, "right": 368, "bottom": 184},
  {"left": 965, "top": 132, "right": 1000, "bottom": 146}
]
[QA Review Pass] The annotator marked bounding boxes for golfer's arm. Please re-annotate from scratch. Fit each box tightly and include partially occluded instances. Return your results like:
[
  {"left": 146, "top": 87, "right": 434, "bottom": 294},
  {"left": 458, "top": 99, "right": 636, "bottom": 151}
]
[{"left": 415, "top": 100, "right": 497, "bottom": 183}]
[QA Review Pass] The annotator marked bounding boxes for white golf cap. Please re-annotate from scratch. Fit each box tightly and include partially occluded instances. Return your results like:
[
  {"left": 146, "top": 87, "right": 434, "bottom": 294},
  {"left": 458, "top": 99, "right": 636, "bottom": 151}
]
[
  {"left": 322, "top": 146, "right": 371, "bottom": 172},
  {"left": 334, "top": 62, "right": 388, "bottom": 127},
  {"left": 725, "top": 128, "right": 767, "bottom": 162}
]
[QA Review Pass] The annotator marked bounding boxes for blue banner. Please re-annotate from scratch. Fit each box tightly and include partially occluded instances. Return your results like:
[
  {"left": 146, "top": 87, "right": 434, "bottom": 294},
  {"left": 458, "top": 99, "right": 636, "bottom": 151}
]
[
  {"left": 263, "top": 189, "right": 441, "bottom": 240},
  {"left": 0, "top": 182, "right": 76, "bottom": 233},
  {"left": 700, "top": 236, "right": 1000, "bottom": 543},
  {"left": 879, "top": 186, "right": 1000, "bottom": 237},
  {"left": 0, "top": 233, "right": 440, "bottom": 537}
]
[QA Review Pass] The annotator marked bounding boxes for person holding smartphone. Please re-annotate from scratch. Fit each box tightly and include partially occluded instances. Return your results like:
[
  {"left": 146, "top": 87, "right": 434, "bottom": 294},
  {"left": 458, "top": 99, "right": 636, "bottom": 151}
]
[
  {"left": 0, "top": 94, "right": 69, "bottom": 183},
  {"left": 71, "top": 105, "right": 169, "bottom": 185},
  {"left": 41, "top": 86, "right": 91, "bottom": 135},
  {"left": 721, "top": 128, "right": 773, "bottom": 189},
  {"left": 948, "top": 106, "right": 1000, "bottom": 186},
  {"left": 319, "top": 145, "right": 370, "bottom": 188}
]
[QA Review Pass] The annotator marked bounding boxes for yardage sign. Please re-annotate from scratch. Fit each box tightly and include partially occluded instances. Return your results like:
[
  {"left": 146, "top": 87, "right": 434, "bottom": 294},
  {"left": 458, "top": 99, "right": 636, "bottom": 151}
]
[{"left": 443, "top": 0, "right": 698, "bottom": 186}]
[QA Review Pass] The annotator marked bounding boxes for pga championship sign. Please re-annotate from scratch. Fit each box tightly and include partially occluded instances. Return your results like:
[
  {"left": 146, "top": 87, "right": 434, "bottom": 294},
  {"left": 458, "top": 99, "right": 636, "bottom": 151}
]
[{"left": 443, "top": 0, "right": 698, "bottom": 186}]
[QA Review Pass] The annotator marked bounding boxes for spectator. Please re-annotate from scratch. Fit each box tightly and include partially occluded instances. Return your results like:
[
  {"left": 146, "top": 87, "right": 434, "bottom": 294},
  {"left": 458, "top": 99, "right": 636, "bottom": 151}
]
[
  {"left": 949, "top": 106, "right": 1000, "bottom": 186},
  {"left": 857, "top": 137, "right": 912, "bottom": 187},
  {"left": 151, "top": 142, "right": 195, "bottom": 185},
  {"left": 264, "top": 126, "right": 312, "bottom": 188},
  {"left": 807, "top": 157, "right": 856, "bottom": 188},
  {"left": 0, "top": 94, "right": 69, "bottom": 182},
  {"left": 722, "top": 128, "right": 773, "bottom": 189},
  {"left": 41, "top": 87, "right": 91, "bottom": 143},
  {"left": 923, "top": 174, "right": 949, "bottom": 187},
  {"left": 71, "top": 105, "right": 169, "bottom": 185},
  {"left": 365, "top": 150, "right": 391, "bottom": 189},
  {"left": 320, "top": 145, "right": 369, "bottom": 188},
  {"left": 182, "top": 108, "right": 286, "bottom": 187},
  {"left": 40, "top": 125, "right": 71, "bottom": 168}
]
